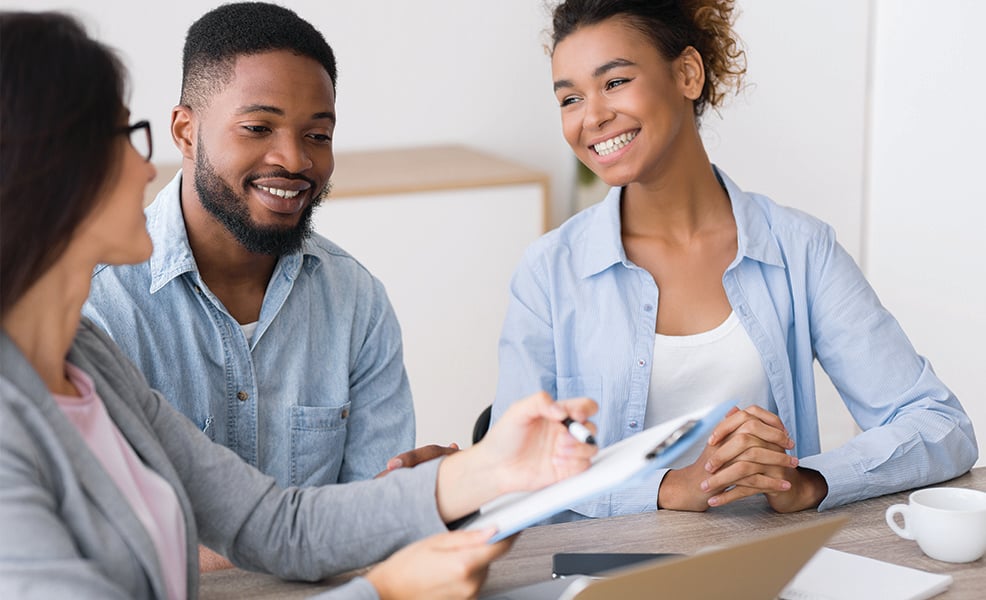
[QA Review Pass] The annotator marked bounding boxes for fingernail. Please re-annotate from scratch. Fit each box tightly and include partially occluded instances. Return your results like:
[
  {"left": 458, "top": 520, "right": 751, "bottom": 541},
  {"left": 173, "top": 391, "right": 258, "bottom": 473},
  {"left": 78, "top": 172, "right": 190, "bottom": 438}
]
[
  {"left": 790, "top": 456, "right": 799, "bottom": 467},
  {"left": 704, "top": 461, "right": 713, "bottom": 472},
  {"left": 700, "top": 480, "right": 710, "bottom": 492},
  {"left": 708, "top": 496, "right": 719, "bottom": 506},
  {"left": 780, "top": 480, "right": 791, "bottom": 490},
  {"left": 388, "top": 458, "right": 403, "bottom": 469},
  {"left": 707, "top": 435, "right": 715, "bottom": 445}
]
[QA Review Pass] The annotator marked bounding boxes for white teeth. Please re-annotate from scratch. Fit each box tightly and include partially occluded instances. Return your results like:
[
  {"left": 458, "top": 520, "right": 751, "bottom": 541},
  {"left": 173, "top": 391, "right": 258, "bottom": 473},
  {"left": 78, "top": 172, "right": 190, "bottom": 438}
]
[
  {"left": 256, "top": 185, "right": 300, "bottom": 199},
  {"left": 593, "top": 131, "right": 637, "bottom": 156}
]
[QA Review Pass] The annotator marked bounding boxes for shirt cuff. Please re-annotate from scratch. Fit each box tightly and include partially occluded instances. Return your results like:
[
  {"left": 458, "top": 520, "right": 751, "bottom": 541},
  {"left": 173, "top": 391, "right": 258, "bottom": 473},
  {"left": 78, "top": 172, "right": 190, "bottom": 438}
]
[{"left": 796, "top": 453, "right": 855, "bottom": 511}]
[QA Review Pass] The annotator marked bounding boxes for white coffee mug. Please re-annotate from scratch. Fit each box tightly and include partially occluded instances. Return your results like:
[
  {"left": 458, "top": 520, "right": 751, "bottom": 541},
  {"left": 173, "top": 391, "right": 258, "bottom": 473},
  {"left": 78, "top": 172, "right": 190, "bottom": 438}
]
[{"left": 885, "top": 487, "right": 986, "bottom": 563}]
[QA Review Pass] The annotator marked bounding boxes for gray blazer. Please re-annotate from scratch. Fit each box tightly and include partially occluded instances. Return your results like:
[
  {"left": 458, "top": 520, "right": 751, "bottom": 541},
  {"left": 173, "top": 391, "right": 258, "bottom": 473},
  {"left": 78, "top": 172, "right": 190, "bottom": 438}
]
[{"left": 0, "top": 320, "right": 445, "bottom": 599}]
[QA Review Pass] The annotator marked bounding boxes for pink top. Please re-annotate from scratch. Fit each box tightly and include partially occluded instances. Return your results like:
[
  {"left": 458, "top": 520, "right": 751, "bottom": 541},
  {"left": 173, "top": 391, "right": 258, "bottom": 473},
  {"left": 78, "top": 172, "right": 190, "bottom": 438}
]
[{"left": 54, "top": 363, "right": 187, "bottom": 600}]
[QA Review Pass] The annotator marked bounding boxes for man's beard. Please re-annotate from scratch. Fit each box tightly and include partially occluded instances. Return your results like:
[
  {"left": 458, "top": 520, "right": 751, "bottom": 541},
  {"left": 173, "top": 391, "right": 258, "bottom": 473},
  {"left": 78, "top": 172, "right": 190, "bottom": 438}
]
[{"left": 193, "top": 140, "right": 329, "bottom": 256}]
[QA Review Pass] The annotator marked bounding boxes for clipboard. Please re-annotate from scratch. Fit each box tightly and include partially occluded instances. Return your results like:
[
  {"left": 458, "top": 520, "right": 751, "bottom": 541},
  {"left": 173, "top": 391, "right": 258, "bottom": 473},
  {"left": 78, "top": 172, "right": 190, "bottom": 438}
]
[{"left": 464, "top": 399, "right": 735, "bottom": 542}]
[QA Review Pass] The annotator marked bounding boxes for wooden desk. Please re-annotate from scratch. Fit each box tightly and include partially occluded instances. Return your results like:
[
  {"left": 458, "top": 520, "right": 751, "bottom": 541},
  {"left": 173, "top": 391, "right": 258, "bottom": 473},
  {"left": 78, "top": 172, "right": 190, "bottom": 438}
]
[{"left": 200, "top": 468, "right": 986, "bottom": 599}]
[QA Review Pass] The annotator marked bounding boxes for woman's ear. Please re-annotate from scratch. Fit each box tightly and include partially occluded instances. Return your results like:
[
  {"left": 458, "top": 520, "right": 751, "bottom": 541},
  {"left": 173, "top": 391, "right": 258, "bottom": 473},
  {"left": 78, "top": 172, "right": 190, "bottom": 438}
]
[
  {"left": 676, "top": 46, "right": 705, "bottom": 101},
  {"left": 171, "top": 105, "right": 195, "bottom": 161}
]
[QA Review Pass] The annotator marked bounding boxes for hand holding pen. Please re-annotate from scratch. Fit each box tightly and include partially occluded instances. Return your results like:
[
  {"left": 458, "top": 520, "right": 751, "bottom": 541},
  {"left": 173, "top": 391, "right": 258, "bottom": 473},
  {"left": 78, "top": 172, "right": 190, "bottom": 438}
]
[
  {"left": 441, "top": 394, "right": 599, "bottom": 531},
  {"left": 441, "top": 392, "right": 598, "bottom": 509},
  {"left": 562, "top": 417, "right": 596, "bottom": 445}
]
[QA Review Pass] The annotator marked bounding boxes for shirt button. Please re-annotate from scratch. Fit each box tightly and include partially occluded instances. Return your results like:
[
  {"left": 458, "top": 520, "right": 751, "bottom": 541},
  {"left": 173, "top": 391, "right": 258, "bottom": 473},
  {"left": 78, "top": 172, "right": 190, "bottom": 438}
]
[
  {"left": 194, "top": 285, "right": 202, "bottom": 294},
  {"left": 629, "top": 420, "right": 639, "bottom": 428},
  {"left": 643, "top": 304, "right": 654, "bottom": 312},
  {"left": 236, "top": 391, "right": 249, "bottom": 401},
  {"left": 340, "top": 408, "right": 349, "bottom": 419},
  {"left": 637, "top": 358, "right": 647, "bottom": 367}
]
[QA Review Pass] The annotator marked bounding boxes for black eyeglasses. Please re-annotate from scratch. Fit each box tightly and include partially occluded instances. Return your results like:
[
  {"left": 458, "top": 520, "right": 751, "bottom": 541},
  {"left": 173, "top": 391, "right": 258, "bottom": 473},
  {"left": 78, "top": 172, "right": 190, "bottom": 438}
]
[{"left": 118, "top": 120, "right": 153, "bottom": 162}]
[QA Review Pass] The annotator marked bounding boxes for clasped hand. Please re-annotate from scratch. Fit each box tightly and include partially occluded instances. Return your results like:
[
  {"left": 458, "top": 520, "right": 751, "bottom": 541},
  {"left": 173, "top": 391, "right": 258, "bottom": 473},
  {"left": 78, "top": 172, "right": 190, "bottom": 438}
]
[{"left": 659, "top": 406, "right": 826, "bottom": 513}]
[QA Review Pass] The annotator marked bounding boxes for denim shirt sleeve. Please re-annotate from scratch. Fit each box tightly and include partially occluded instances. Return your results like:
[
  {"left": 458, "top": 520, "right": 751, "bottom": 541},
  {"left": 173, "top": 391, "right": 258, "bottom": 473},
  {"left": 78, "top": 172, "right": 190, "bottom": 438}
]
[
  {"left": 795, "top": 228, "right": 978, "bottom": 509},
  {"left": 336, "top": 276, "right": 415, "bottom": 482}
]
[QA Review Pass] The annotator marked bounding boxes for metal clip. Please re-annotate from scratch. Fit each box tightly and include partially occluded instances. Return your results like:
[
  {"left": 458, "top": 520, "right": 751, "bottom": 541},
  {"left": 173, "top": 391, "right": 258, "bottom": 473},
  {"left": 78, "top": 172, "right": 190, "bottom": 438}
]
[{"left": 645, "top": 419, "right": 699, "bottom": 460}]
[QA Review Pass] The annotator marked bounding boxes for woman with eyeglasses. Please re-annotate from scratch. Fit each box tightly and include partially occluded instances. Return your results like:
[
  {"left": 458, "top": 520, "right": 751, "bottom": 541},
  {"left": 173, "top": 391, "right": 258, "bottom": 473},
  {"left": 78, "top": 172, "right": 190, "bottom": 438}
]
[{"left": 0, "top": 12, "right": 597, "bottom": 600}]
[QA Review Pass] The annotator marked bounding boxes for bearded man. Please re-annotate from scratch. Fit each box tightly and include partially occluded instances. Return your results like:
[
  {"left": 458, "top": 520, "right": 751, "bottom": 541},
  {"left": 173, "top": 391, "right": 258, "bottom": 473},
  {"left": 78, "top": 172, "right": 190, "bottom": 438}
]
[{"left": 84, "top": 3, "right": 442, "bottom": 510}]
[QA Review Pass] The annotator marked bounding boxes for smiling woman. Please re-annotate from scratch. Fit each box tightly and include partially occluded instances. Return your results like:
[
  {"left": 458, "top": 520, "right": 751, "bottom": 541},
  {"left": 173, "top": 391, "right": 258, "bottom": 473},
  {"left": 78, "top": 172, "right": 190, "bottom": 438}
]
[{"left": 491, "top": 0, "right": 977, "bottom": 522}]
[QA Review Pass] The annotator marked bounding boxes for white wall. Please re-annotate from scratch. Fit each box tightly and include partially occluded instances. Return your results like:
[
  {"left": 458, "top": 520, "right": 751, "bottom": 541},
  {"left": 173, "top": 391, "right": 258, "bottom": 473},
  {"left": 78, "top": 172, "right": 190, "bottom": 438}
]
[
  {"left": 710, "top": 0, "right": 984, "bottom": 464},
  {"left": 866, "top": 0, "right": 985, "bottom": 466},
  {"left": 704, "top": 1, "right": 870, "bottom": 259},
  {"left": 3, "top": 0, "right": 576, "bottom": 226},
  {"left": 7, "top": 0, "right": 980, "bottom": 463},
  {"left": 701, "top": 0, "right": 870, "bottom": 452}
]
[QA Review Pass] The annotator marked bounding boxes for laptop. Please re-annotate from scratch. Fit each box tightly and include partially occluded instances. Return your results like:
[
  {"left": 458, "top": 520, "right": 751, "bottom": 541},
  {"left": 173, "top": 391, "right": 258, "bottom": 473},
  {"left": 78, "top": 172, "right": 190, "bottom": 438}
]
[{"left": 481, "top": 515, "right": 847, "bottom": 600}]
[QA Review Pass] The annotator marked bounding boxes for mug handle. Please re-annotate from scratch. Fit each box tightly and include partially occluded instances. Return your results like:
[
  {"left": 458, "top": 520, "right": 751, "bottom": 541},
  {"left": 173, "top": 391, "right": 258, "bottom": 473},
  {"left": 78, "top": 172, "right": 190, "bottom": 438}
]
[{"left": 885, "top": 503, "right": 915, "bottom": 540}]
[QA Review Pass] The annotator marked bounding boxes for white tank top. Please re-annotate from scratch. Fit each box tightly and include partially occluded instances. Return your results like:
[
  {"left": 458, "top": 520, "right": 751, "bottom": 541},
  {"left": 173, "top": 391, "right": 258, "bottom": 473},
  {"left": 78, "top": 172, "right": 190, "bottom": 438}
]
[
  {"left": 240, "top": 321, "right": 259, "bottom": 342},
  {"left": 644, "top": 311, "right": 772, "bottom": 465}
]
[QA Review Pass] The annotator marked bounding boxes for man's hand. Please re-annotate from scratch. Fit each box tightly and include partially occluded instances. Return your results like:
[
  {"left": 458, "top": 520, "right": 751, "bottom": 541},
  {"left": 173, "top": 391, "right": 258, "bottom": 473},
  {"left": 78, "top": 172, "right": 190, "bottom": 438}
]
[{"left": 376, "top": 443, "right": 460, "bottom": 478}]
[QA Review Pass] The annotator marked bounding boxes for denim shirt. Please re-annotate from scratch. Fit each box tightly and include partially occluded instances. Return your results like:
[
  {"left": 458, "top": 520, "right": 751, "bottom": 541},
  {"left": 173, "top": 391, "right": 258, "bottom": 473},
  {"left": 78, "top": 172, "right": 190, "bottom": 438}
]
[
  {"left": 493, "top": 167, "right": 977, "bottom": 518},
  {"left": 83, "top": 172, "right": 415, "bottom": 488}
]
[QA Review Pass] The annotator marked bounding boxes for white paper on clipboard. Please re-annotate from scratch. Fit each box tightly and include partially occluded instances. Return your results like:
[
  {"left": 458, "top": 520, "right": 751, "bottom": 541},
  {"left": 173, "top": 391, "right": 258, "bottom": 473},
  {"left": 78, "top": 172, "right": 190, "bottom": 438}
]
[{"left": 465, "top": 399, "right": 735, "bottom": 542}]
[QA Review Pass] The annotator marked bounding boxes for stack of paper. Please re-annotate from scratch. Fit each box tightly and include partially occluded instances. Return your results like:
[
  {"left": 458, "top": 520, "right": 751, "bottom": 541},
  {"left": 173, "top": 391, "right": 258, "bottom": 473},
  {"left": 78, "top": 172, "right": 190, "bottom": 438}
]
[{"left": 780, "top": 548, "right": 953, "bottom": 600}]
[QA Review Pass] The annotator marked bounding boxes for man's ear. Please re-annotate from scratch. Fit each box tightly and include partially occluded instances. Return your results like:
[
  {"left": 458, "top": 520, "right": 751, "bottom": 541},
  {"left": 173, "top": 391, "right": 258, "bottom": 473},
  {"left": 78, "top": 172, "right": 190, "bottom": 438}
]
[
  {"left": 171, "top": 105, "right": 196, "bottom": 161},
  {"left": 676, "top": 46, "right": 705, "bottom": 101}
]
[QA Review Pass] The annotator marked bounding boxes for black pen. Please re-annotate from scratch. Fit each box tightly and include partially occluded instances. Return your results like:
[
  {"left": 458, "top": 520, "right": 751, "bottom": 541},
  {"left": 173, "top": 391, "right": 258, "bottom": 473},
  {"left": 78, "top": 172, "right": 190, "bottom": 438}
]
[{"left": 562, "top": 417, "right": 596, "bottom": 445}]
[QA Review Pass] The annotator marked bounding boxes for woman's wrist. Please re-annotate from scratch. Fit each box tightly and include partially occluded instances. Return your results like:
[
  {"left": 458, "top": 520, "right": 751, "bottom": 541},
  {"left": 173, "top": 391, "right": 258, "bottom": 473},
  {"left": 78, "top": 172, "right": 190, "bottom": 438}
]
[
  {"left": 794, "top": 467, "right": 828, "bottom": 509},
  {"left": 434, "top": 444, "right": 506, "bottom": 523},
  {"left": 365, "top": 568, "right": 392, "bottom": 600},
  {"left": 656, "top": 468, "right": 711, "bottom": 512}
]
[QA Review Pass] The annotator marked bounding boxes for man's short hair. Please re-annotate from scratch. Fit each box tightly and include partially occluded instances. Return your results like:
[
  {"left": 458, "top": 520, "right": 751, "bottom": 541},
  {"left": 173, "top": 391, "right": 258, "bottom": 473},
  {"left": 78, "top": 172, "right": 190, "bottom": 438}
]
[{"left": 180, "top": 2, "right": 337, "bottom": 109}]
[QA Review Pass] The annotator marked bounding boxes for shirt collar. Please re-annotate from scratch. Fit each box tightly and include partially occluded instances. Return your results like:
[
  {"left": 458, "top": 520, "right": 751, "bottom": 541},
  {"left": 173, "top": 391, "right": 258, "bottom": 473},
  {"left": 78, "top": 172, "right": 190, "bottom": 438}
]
[
  {"left": 146, "top": 171, "right": 197, "bottom": 293},
  {"left": 145, "top": 169, "right": 320, "bottom": 294},
  {"left": 577, "top": 166, "right": 783, "bottom": 279},
  {"left": 579, "top": 185, "right": 628, "bottom": 278},
  {"left": 716, "top": 167, "right": 784, "bottom": 268}
]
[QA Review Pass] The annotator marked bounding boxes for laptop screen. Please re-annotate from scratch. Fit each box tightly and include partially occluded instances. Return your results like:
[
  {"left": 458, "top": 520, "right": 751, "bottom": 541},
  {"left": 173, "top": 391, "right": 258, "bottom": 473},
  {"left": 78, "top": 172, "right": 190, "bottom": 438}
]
[{"left": 482, "top": 516, "right": 847, "bottom": 600}]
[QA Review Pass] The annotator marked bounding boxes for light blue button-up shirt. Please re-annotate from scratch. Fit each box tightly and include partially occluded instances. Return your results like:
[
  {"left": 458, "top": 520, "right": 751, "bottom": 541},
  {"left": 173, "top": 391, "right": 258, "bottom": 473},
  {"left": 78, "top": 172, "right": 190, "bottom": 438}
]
[
  {"left": 493, "top": 168, "right": 977, "bottom": 518},
  {"left": 83, "top": 172, "right": 415, "bottom": 488}
]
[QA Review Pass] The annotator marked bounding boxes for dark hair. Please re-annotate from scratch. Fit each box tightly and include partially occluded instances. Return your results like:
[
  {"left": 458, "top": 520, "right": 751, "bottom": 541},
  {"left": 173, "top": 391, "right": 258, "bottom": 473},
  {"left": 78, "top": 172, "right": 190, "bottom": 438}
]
[
  {"left": 0, "top": 12, "right": 127, "bottom": 313},
  {"left": 180, "top": 2, "right": 338, "bottom": 109},
  {"left": 550, "top": 0, "right": 746, "bottom": 117}
]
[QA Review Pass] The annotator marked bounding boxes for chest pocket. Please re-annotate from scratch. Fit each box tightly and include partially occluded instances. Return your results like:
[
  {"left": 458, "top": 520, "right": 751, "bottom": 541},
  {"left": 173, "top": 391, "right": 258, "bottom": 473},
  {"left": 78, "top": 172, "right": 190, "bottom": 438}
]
[{"left": 289, "top": 402, "right": 350, "bottom": 486}]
